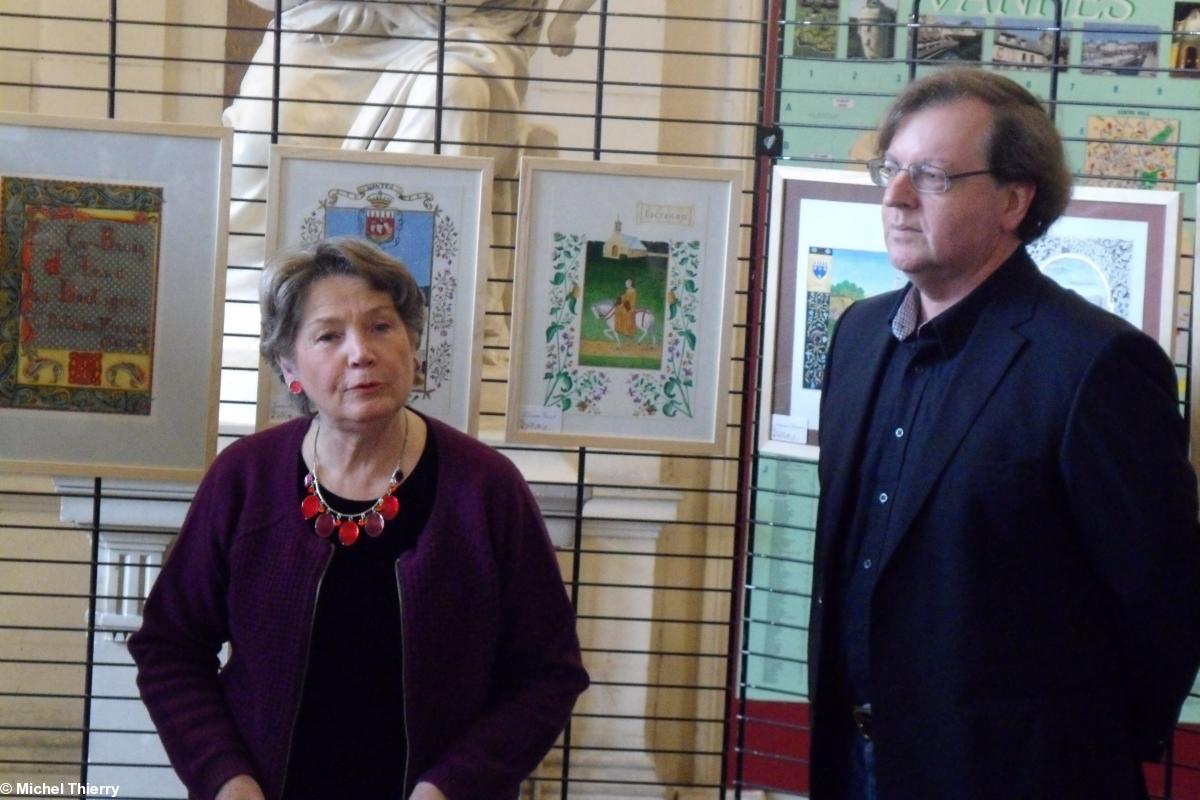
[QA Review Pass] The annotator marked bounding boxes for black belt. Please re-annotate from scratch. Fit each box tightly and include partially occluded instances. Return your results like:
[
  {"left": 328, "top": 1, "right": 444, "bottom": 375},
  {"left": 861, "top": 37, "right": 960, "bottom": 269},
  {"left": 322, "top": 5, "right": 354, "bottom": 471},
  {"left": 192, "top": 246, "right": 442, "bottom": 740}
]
[{"left": 851, "top": 703, "right": 873, "bottom": 740}]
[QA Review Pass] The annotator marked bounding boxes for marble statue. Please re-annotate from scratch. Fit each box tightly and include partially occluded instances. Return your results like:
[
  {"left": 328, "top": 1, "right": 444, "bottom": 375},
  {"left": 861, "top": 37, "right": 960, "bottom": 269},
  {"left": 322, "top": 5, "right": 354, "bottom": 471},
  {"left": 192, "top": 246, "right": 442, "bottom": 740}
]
[
  {"left": 225, "top": 0, "right": 597, "bottom": 262},
  {"left": 224, "top": 0, "right": 598, "bottom": 372}
]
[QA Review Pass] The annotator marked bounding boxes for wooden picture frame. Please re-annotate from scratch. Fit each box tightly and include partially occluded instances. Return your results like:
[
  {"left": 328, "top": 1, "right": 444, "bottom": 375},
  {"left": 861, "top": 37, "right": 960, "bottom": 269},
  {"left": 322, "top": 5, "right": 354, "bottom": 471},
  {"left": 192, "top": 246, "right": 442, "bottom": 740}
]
[
  {"left": 0, "top": 112, "right": 231, "bottom": 481},
  {"left": 759, "top": 169, "right": 1183, "bottom": 462},
  {"left": 758, "top": 166, "right": 889, "bottom": 461},
  {"left": 256, "top": 146, "right": 492, "bottom": 436},
  {"left": 1028, "top": 185, "right": 1182, "bottom": 354},
  {"left": 506, "top": 157, "right": 741, "bottom": 454}
]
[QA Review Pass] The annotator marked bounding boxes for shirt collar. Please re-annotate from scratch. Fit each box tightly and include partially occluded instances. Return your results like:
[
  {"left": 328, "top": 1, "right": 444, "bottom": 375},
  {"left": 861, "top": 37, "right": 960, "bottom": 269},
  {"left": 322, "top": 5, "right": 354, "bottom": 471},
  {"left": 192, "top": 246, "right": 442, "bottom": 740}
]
[
  {"left": 888, "top": 246, "right": 1026, "bottom": 355},
  {"left": 890, "top": 287, "right": 921, "bottom": 340}
]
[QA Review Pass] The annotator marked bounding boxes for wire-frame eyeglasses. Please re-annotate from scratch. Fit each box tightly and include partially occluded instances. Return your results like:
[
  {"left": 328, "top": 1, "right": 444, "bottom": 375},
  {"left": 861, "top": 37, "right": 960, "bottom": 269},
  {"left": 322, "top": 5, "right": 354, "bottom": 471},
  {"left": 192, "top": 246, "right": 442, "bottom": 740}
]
[{"left": 867, "top": 158, "right": 995, "bottom": 194}]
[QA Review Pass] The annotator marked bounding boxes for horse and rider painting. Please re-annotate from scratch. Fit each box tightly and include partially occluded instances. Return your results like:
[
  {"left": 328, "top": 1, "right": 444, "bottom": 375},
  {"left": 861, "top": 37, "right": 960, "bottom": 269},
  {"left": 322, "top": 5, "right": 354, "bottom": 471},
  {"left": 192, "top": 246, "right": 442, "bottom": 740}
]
[{"left": 578, "top": 235, "right": 668, "bottom": 371}]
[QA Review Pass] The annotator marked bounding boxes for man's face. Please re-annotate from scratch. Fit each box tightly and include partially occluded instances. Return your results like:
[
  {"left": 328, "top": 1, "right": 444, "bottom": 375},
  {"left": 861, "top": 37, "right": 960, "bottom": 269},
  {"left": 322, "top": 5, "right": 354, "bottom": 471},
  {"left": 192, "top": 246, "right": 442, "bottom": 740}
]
[{"left": 880, "top": 98, "right": 1027, "bottom": 288}]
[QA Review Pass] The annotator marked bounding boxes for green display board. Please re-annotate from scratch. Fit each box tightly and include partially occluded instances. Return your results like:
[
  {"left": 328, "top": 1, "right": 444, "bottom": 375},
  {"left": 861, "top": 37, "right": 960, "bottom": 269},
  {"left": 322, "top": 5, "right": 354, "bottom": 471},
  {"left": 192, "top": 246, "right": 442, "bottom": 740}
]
[
  {"left": 780, "top": 0, "right": 1200, "bottom": 219},
  {"left": 756, "top": 0, "right": 1200, "bottom": 721},
  {"left": 744, "top": 457, "right": 818, "bottom": 701}
]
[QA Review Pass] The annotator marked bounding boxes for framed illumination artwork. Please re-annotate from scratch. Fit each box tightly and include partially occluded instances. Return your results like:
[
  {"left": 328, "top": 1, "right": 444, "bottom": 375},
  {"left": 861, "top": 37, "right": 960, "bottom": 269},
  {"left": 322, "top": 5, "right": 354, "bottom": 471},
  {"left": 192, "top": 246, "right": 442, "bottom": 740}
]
[
  {"left": 758, "top": 166, "right": 892, "bottom": 461},
  {"left": 0, "top": 113, "right": 231, "bottom": 480},
  {"left": 506, "top": 158, "right": 741, "bottom": 454},
  {"left": 1027, "top": 185, "right": 1181, "bottom": 354},
  {"left": 257, "top": 146, "right": 492, "bottom": 435},
  {"left": 759, "top": 172, "right": 1183, "bottom": 463}
]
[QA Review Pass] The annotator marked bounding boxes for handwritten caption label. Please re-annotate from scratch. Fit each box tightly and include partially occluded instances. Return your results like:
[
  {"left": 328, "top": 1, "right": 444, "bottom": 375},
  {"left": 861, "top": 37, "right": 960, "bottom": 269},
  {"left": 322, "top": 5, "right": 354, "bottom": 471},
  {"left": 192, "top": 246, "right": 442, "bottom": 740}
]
[
  {"left": 522, "top": 405, "right": 563, "bottom": 433},
  {"left": 637, "top": 202, "right": 694, "bottom": 227},
  {"left": 771, "top": 414, "right": 811, "bottom": 445}
]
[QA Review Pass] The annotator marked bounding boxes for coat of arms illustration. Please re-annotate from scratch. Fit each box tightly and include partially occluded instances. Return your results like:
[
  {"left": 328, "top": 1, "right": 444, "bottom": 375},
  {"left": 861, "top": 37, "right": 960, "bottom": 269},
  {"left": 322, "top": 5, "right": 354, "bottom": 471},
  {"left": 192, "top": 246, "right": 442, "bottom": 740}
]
[{"left": 301, "top": 183, "right": 459, "bottom": 399}]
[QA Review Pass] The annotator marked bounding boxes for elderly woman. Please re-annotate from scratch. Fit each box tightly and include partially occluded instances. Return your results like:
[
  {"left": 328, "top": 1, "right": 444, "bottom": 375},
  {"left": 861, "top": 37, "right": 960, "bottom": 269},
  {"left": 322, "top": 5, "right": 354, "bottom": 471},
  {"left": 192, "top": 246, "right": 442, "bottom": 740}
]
[{"left": 129, "top": 237, "right": 588, "bottom": 800}]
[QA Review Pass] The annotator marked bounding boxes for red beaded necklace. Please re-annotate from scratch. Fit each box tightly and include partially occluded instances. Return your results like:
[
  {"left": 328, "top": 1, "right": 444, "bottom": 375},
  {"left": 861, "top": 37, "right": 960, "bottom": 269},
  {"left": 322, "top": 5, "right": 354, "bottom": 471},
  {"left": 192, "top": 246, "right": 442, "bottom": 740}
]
[{"left": 300, "top": 412, "right": 408, "bottom": 547}]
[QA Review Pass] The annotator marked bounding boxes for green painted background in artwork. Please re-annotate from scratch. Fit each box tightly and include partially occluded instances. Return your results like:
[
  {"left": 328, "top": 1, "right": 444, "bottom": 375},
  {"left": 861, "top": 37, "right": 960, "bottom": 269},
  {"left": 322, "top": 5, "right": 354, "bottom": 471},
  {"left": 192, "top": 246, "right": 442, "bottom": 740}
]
[{"left": 578, "top": 240, "right": 668, "bottom": 369}]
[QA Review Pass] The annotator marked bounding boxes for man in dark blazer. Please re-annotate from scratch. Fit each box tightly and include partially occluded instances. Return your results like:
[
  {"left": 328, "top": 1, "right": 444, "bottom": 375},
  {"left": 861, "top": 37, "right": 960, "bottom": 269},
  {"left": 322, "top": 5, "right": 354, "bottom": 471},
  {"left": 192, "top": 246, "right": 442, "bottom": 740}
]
[{"left": 808, "top": 69, "right": 1200, "bottom": 799}]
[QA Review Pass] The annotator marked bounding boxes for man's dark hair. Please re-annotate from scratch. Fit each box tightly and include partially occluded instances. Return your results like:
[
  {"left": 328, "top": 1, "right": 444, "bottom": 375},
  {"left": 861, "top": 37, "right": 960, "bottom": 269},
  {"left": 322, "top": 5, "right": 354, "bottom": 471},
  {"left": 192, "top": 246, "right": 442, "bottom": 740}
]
[{"left": 878, "top": 68, "right": 1072, "bottom": 244}]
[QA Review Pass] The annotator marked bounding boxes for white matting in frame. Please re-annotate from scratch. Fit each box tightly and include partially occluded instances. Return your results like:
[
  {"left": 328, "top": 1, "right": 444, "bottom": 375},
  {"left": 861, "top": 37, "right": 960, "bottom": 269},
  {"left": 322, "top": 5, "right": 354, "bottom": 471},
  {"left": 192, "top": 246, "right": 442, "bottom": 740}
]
[
  {"left": 257, "top": 146, "right": 492, "bottom": 436},
  {"left": 506, "top": 157, "right": 741, "bottom": 454},
  {"left": 758, "top": 166, "right": 890, "bottom": 461},
  {"left": 1028, "top": 185, "right": 1181, "bottom": 354},
  {"left": 0, "top": 112, "right": 230, "bottom": 481}
]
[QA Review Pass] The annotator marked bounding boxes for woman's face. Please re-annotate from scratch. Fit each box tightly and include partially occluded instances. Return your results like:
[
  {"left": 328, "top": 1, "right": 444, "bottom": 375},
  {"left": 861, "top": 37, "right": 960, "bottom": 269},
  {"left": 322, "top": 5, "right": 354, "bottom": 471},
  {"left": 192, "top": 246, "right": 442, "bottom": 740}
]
[{"left": 280, "top": 274, "right": 416, "bottom": 429}]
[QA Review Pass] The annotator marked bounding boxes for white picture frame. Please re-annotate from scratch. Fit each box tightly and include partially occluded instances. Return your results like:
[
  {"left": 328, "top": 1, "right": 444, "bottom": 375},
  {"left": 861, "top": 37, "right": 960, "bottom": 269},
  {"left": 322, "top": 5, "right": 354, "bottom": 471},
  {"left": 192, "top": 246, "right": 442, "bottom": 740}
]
[
  {"left": 0, "top": 112, "right": 231, "bottom": 481},
  {"left": 506, "top": 157, "right": 742, "bottom": 454},
  {"left": 256, "top": 146, "right": 492, "bottom": 436}
]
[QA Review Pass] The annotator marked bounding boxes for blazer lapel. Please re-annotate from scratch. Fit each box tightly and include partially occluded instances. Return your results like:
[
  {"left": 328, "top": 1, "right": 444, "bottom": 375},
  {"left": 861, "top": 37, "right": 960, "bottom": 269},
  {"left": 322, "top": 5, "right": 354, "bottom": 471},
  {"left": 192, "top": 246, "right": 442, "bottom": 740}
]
[
  {"left": 875, "top": 256, "right": 1041, "bottom": 575},
  {"left": 815, "top": 300, "right": 895, "bottom": 584}
]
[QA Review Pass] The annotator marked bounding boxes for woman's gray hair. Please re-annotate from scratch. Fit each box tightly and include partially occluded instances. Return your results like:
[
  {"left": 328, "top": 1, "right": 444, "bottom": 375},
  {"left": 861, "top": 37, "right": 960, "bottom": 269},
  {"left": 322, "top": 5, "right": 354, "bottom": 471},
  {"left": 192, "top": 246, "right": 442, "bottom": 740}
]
[{"left": 259, "top": 237, "right": 425, "bottom": 414}]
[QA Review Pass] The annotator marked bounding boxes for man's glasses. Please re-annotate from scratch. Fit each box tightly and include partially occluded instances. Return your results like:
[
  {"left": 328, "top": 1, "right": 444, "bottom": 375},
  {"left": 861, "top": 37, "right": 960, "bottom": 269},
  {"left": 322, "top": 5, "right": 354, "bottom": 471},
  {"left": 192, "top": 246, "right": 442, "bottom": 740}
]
[{"left": 867, "top": 158, "right": 994, "bottom": 194}]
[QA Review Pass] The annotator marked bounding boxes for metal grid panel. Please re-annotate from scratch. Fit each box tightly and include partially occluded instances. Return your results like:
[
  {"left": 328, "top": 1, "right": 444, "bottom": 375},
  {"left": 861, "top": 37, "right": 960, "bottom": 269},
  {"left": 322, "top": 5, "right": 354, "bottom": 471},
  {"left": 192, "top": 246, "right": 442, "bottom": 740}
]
[{"left": 0, "top": 2, "right": 769, "bottom": 798}]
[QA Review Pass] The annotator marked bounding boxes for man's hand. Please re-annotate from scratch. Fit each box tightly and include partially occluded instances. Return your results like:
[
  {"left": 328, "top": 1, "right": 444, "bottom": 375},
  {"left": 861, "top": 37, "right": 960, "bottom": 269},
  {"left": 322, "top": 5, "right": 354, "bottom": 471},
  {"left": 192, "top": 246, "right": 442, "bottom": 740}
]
[
  {"left": 247, "top": 0, "right": 304, "bottom": 12},
  {"left": 409, "top": 781, "right": 448, "bottom": 800},
  {"left": 215, "top": 774, "right": 265, "bottom": 800}
]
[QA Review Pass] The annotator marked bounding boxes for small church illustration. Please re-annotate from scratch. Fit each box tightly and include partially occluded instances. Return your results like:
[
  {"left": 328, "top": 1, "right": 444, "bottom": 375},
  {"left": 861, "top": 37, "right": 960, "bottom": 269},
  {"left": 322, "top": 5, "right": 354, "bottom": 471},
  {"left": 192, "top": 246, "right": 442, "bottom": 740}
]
[{"left": 603, "top": 218, "right": 648, "bottom": 259}]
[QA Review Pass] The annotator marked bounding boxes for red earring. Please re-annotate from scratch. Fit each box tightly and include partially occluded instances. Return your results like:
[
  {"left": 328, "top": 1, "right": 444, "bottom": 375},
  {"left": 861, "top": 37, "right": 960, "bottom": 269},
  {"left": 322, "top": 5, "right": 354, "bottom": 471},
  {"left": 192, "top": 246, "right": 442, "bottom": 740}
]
[{"left": 288, "top": 380, "right": 303, "bottom": 395}]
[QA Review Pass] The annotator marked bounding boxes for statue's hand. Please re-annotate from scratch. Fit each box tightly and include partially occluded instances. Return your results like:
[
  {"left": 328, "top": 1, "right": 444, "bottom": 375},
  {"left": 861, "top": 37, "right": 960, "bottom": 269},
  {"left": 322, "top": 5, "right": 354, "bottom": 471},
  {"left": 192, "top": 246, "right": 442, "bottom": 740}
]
[
  {"left": 246, "top": 0, "right": 305, "bottom": 12},
  {"left": 547, "top": 14, "right": 579, "bottom": 56}
]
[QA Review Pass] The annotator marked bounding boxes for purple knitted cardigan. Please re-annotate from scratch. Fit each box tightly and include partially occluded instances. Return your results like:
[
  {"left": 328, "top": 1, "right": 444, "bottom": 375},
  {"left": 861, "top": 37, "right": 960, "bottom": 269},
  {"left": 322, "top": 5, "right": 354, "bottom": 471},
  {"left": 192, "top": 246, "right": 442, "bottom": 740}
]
[{"left": 129, "top": 415, "right": 589, "bottom": 800}]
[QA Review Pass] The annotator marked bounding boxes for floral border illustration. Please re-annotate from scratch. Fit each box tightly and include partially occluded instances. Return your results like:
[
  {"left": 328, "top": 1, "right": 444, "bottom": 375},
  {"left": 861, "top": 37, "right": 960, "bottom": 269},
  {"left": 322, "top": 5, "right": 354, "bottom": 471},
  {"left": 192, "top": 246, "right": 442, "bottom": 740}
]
[
  {"left": 628, "top": 240, "right": 700, "bottom": 417},
  {"left": 1028, "top": 234, "right": 1133, "bottom": 319},
  {"left": 542, "top": 233, "right": 609, "bottom": 413},
  {"left": 541, "top": 233, "right": 701, "bottom": 418}
]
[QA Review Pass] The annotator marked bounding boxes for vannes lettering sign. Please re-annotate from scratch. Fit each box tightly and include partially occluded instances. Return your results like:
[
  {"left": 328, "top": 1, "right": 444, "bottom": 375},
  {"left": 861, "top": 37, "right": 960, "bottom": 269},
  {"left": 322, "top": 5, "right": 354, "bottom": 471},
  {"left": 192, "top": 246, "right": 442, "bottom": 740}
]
[{"left": 924, "top": 0, "right": 1137, "bottom": 20}]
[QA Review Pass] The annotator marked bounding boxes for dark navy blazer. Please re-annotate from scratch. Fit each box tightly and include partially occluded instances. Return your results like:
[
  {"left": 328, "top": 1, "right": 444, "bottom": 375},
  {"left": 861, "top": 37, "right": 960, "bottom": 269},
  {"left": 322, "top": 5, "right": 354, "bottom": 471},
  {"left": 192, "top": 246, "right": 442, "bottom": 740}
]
[{"left": 808, "top": 248, "right": 1200, "bottom": 800}]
